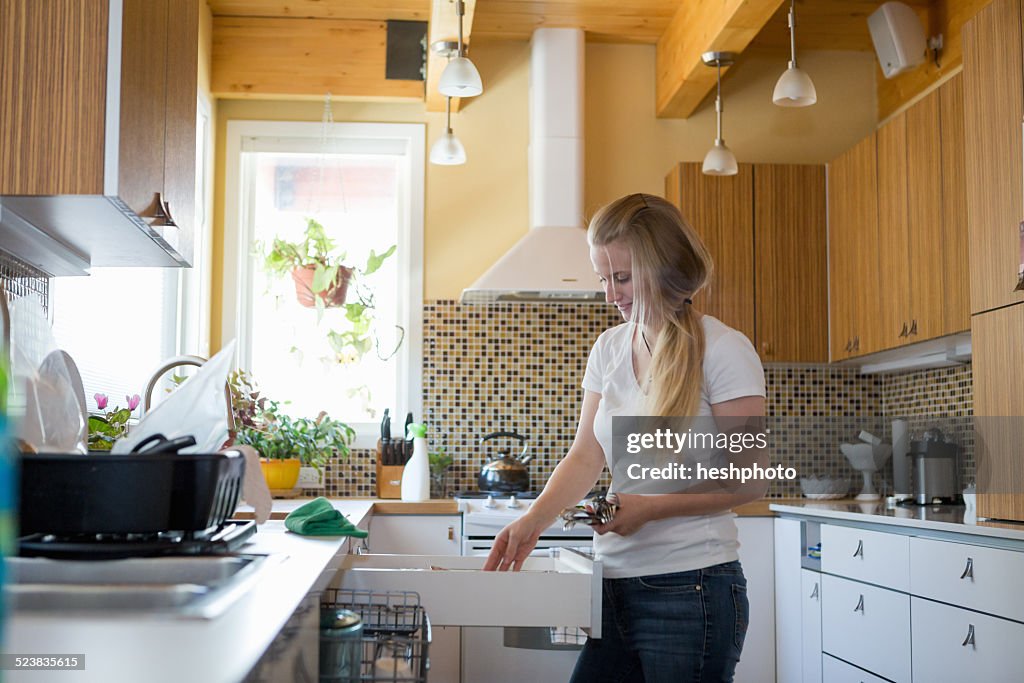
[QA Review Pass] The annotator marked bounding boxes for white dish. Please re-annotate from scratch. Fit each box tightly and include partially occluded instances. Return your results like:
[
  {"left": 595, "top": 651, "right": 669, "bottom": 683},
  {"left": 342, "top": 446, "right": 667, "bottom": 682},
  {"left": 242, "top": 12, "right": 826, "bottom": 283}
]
[{"left": 803, "top": 493, "right": 847, "bottom": 500}]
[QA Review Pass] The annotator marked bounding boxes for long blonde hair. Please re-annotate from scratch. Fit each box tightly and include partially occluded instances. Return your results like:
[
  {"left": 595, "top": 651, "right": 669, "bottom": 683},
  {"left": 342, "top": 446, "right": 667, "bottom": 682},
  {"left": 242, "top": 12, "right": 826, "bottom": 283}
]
[{"left": 588, "top": 193, "right": 713, "bottom": 417}]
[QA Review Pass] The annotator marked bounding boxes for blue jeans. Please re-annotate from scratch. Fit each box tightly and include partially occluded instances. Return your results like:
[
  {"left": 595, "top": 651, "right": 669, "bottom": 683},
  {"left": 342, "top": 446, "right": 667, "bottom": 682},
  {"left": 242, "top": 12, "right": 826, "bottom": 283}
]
[{"left": 569, "top": 560, "right": 749, "bottom": 683}]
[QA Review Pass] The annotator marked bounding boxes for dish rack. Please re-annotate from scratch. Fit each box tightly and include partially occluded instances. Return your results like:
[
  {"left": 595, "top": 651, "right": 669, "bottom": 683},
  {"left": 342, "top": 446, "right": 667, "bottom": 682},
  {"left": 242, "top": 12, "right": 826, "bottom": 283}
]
[{"left": 322, "top": 588, "right": 430, "bottom": 683}]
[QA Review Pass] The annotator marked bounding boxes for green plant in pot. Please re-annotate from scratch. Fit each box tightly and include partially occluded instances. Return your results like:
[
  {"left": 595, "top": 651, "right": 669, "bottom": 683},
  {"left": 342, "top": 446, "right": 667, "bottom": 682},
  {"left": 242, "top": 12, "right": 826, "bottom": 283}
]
[
  {"left": 258, "top": 217, "right": 402, "bottom": 364},
  {"left": 228, "top": 369, "right": 355, "bottom": 490}
]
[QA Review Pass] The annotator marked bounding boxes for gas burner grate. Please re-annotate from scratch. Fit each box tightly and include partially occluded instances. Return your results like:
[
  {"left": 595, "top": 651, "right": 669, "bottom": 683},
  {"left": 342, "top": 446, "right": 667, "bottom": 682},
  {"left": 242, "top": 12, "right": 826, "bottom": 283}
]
[{"left": 17, "top": 520, "right": 257, "bottom": 560}]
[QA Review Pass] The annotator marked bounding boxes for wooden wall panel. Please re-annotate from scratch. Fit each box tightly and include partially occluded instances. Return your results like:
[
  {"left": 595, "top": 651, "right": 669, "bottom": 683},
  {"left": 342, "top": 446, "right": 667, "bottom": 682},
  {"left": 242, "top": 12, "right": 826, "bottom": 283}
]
[
  {"left": 0, "top": 0, "right": 107, "bottom": 195},
  {"left": 211, "top": 16, "right": 425, "bottom": 99},
  {"left": 875, "top": 113, "right": 910, "bottom": 350}
]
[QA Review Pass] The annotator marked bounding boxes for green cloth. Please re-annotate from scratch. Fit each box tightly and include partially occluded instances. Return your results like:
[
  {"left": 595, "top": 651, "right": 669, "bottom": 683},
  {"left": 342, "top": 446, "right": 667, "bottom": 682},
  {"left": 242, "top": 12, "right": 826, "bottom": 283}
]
[{"left": 284, "top": 497, "right": 369, "bottom": 537}]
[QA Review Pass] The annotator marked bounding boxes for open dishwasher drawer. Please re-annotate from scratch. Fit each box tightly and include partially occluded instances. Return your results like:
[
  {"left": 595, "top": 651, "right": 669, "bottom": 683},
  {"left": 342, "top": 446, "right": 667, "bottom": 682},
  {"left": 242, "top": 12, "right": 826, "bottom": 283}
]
[{"left": 333, "top": 549, "right": 602, "bottom": 638}]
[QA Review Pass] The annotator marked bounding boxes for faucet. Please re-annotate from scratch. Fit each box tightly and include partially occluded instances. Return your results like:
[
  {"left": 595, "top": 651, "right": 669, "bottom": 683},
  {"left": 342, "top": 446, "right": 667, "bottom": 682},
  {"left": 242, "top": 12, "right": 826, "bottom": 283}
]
[{"left": 141, "top": 355, "right": 235, "bottom": 432}]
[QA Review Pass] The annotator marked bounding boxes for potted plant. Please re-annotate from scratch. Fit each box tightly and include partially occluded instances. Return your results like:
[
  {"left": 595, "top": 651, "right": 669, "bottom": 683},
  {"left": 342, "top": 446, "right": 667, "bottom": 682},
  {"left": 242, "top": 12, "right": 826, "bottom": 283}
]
[
  {"left": 258, "top": 218, "right": 401, "bottom": 365},
  {"left": 228, "top": 370, "right": 355, "bottom": 491},
  {"left": 87, "top": 393, "right": 141, "bottom": 451}
]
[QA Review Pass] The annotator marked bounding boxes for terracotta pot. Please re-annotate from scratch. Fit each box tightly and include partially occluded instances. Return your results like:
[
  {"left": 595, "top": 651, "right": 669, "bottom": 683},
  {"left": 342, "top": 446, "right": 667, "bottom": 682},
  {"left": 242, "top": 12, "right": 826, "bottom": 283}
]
[
  {"left": 260, "top": 458, "right": 301, "bottom": 489},
  {"left": 290, "top": 265, "right": 352, "bottom": 308}
]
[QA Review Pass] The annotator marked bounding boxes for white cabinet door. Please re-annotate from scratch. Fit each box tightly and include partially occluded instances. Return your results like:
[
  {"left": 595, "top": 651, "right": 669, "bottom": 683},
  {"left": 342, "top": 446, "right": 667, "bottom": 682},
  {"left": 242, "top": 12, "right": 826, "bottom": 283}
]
[
  {"left": 366, "top": 515, "right": 463, "bottom": 683},
  {"left": 910, "top": 536, "right": 1024, "bottom": 622},
  {"left": 800, "top": 569, "right": 822, "bottom": 683},
  {"left": 822, "top": 654, "right": 893, "bottom": 683},
  {"left": 368, "top": 515, "right": 462, "bottom": 556},
  {"left": 821, "top": 525, "right": 909, "bottom": 591},
  {"left": 774, "top": 518, "right": 802, "bottom": 683},
  {"left": 334, "top": 551, "right": 601, "bottom": 634},
  {"left": 821, "top": 575, "right": 910, "bottom": 683},
  {"left": 911, "top": 597, "right": 1024, "bottom": 682},
  {"left": 736, "top": 517, "right": 775, "bottom": 683}
]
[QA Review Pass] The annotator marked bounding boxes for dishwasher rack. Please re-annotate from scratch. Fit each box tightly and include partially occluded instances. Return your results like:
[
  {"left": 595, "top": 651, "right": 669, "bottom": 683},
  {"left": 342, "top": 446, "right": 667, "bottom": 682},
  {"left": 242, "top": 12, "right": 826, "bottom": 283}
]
[{"left": 322, "top": 588, "right": 430, "bottom": 683}]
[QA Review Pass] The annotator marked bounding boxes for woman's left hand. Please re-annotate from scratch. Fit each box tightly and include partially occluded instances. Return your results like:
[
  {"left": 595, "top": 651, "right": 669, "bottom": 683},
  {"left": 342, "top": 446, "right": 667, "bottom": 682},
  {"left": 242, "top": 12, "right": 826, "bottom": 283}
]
[{"left": 590, "top": 493, "right": 654, "bottom": 536}]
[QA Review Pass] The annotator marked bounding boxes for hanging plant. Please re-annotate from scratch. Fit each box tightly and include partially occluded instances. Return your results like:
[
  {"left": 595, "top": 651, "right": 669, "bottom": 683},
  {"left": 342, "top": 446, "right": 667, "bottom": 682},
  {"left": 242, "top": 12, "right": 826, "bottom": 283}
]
[{"left": 257, "top": 217, "right": 401, "bottom": 364}]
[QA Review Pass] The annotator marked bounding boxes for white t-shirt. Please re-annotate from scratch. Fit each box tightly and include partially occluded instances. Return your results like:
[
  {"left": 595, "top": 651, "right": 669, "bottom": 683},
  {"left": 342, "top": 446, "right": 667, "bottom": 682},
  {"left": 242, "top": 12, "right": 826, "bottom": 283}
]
[{"left": 581, "top": 315, "right": 766, "bottom": 579}]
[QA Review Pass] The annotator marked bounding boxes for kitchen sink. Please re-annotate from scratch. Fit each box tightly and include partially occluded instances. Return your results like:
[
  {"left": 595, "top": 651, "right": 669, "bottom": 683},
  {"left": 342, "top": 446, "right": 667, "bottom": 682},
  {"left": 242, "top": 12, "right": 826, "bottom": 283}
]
[{"left": 5, "top": 554, "right": 279, "bottom": 619}]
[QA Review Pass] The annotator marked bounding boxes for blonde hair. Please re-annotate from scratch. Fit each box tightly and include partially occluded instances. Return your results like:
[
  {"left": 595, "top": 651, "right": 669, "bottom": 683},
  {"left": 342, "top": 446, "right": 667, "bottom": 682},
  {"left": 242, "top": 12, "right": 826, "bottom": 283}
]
[{"left": 588, "top": 193, "right": 713, "bottom": 417}]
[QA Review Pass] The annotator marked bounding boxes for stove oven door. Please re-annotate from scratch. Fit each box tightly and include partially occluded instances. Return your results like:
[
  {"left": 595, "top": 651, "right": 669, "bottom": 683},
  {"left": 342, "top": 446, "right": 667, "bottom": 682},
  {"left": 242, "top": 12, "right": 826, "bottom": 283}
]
[{"left": 332, "top": 550, "right": 602, "bottom": 638}]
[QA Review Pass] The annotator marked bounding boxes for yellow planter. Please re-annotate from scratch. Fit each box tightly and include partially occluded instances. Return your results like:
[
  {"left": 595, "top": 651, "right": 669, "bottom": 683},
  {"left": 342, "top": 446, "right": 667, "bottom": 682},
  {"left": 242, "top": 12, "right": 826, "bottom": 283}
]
[{"left": 260, "top": 458, "right": 301, "bottom": 490}]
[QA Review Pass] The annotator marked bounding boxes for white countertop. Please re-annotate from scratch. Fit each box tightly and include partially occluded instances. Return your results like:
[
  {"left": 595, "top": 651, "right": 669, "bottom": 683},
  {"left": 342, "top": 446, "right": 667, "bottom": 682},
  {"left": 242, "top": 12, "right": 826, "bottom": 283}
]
[
  {"left": 6, "top": 500, "right": 374, "bottom": 683},
  {"left": 770, "top": 500, "right": 1024, "bottom": 544}
]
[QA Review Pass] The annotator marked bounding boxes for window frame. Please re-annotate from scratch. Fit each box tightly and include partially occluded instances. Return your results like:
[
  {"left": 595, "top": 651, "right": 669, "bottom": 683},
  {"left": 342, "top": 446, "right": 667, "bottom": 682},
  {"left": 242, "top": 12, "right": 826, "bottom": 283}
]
[{"left": 222, "top": 120, "right": 425, "bottom": 448}]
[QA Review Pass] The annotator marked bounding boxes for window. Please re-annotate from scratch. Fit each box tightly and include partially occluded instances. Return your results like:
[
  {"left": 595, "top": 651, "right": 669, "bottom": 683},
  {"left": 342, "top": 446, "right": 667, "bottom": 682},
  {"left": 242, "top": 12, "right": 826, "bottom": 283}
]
[{"left": 223, "top": 121, "right": 424, "bottom": 447}]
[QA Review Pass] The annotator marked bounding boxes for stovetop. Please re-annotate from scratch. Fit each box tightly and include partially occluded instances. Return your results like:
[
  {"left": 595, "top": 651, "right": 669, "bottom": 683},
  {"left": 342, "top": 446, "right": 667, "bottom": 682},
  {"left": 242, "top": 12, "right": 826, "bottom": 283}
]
[
  {"left": 453, "top": 490, "right": 540, "bottom": 500},
  {"left": 18, "top": 519, "right": 257, "bottom": 560}
]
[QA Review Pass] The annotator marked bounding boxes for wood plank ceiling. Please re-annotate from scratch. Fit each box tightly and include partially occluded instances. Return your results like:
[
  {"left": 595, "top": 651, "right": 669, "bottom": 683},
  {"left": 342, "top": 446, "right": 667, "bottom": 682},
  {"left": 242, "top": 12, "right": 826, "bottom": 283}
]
[{"left": 207, "top": 0, "right": 937, "bottom": 115}]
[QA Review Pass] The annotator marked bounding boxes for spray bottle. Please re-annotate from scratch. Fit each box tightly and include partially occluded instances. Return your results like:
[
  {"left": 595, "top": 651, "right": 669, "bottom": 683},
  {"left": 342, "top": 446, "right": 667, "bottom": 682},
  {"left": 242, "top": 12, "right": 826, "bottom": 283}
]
[{"left": 401, "top": 422, "right": 430, "bottom": 502}]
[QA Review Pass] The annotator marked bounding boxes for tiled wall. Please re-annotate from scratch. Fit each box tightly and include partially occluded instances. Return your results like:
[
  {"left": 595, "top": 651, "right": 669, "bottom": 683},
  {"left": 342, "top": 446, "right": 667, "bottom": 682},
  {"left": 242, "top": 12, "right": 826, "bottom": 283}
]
[{"left": 323, "top": 301, "right": 974, "bottom": 499}]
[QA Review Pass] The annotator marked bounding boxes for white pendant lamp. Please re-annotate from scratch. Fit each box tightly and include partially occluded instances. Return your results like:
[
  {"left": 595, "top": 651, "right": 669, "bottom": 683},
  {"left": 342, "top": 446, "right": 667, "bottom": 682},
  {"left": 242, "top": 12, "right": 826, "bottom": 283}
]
[
  {"left": 702, "top": 51, "right": 739, "bottom": 177},
  {"left": 773, "top": 0, "right": 817, "bottom": 107},
  {"left": 439, "top": 0, "right": 482, "bottom": 97},
  {"left": 430, "top": 96, "right": 467, "bottom": 165}
]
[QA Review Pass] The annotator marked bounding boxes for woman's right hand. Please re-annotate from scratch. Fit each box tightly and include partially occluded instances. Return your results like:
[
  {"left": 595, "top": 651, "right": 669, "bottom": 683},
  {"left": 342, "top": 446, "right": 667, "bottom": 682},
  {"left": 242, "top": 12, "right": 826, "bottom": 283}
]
[{"left": 483, "top": 513, "right": 548, "bottom": 572}]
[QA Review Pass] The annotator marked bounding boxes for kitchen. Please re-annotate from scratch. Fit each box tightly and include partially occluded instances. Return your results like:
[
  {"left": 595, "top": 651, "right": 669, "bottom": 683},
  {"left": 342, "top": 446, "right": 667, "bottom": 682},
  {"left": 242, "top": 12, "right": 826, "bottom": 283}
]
[{"left": 1, "top": 0, "right": 1023, "bottom": 682}]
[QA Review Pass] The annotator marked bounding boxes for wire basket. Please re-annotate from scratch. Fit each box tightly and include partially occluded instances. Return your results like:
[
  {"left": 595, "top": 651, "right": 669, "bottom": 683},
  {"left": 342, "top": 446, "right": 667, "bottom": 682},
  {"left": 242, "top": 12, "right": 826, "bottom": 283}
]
[{"left": 322, "top": 588, "right": 430, "bottom": 683}]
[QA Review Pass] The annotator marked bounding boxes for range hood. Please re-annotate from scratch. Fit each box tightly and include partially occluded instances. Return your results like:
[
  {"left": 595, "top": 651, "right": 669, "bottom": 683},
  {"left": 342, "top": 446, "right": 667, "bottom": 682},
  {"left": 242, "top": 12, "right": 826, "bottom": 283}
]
[{"left": 460, "top": 28, "right": 604, "bottom": 304}]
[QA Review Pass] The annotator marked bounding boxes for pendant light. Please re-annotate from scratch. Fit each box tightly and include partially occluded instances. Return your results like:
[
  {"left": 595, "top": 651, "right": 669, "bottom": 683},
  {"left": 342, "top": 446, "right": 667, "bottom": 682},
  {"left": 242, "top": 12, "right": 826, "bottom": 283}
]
[
  {"left": 773, "top": 0, "right": 817, "bottom": 107},
  {"left": 430, "top": 96, "right": 466, "bottom": 165},
  {"left": 701, "top": 51, "right": 738, "bottom": 177},
  {"left": 439, "top": 0, "right": 482, "bottom": 97}
]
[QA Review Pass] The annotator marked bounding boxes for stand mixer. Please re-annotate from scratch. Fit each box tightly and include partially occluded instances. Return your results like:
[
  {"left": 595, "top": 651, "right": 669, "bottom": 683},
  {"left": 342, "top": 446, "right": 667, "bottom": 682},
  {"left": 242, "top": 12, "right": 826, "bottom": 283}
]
[{"left": 841, "top": 431, "right": 893, "bottom": 501}]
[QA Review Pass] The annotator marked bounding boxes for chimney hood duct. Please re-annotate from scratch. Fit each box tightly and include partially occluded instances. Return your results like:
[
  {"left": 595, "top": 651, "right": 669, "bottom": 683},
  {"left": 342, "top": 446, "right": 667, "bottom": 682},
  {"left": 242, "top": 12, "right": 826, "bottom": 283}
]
[{"left": 460, "top": 28, "right": 605, "bottom": 304}]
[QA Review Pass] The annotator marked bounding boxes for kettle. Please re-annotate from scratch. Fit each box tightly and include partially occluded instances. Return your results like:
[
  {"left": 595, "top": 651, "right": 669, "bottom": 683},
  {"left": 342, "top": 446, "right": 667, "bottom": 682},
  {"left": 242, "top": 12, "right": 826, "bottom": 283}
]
[{"left": 477, "top": 431, "right": 532, "bottom": 493}]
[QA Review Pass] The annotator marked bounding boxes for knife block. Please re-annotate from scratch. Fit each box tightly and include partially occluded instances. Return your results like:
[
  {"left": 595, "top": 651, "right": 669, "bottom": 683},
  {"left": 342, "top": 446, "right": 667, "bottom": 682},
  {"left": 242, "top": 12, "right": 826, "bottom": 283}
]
[{"left": 376, "top": 441, "right": 404, "bottom": 499}]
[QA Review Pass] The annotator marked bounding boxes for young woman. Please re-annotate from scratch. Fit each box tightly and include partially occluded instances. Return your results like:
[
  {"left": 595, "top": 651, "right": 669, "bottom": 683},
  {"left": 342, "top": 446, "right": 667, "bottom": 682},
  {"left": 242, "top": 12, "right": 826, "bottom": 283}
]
[{"left": 484, "top": 193, "right": 767, "bottom": 682}]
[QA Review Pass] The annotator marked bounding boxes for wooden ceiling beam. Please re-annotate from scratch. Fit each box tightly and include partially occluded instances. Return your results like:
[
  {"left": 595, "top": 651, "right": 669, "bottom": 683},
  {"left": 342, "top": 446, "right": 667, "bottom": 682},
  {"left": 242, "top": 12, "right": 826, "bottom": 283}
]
[
  {"left": 426, "top": 0, "right": 477, "bottom": 113},
  {"left": 655, "top": 0, "right": 787, "bottom": 119},
  {"left": 211, "top": 16, "right": 425, "bottom": 100}
]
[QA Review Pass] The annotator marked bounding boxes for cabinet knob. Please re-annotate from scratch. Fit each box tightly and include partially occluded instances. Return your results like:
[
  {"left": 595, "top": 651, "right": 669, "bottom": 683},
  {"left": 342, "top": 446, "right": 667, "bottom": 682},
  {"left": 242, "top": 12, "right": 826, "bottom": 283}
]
[
  {"left": 959, "top": 556, "right": 974, "bottom": 580},
  {"left": 909, "top": 319, "right": 917, "bottom": 336},
  {"left": 845, "top": 339, "right": 853, "bottom": 352},
  {"left": 962, "top": 623, "right": 976, "bottom": 648},
  {"left": 899, "top": 322, "right": 908, "bottom": 338},
  {"left": 854, "top": 594, "right": 865, "bottom": 613},
  {"left": 447, "top": 525, "right": 455, "bottom": 541},
  {"left": 852, "top": 336, "right": 860, "bottom": 351},
  {"left": 853, "top": 539, "right": 864, "bottom": 558},
  {"left": 810, "top": 583, "right": 819, "bottom": 600},
  {"left": 142, "top": 192, "right": 177, "bottom": 227},
  {"left": 760, "top": 341, "right": 773, "bottom": 357}
]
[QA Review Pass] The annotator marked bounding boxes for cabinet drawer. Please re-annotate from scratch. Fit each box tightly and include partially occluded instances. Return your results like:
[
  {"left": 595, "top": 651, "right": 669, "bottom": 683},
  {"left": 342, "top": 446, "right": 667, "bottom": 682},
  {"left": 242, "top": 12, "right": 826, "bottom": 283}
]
[
  {"left": 822, "top": 575, "right": 910, "bottom": 683},
  {"left": 334, "top": 551, "right": 602, "bottom": 636},
  {"left": 910, "top": 537, "right": 1024, "bottom": 621},
  {"left": 822, "top": 654, "right": 893, "bottom": 683},
  {"left": 911, "top": 597, "right": 1024, "bottom": 682},
  {"left": 822, "top": 525, "right": 909, "bottom": 590}
]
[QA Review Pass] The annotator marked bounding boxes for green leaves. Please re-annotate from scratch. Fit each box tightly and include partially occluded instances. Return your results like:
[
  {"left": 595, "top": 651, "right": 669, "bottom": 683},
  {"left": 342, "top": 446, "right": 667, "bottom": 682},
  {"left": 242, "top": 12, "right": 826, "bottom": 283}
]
[{"left": 363, "top": 245, "right": 396, "bottom": 276}]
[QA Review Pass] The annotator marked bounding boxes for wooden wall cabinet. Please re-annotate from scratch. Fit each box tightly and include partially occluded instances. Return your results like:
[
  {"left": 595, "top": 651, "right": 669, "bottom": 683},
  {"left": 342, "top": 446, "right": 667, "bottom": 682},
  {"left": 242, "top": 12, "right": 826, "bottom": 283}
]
[
  {"left": 827, "top": 133, "right": 881, "bottom": 360},
  {"left": 664, "top": 162, "right": 828, "bottom": 363},
  {"left": 0, "top": 0, "right": 198, "bottom": 273},
  {"left": 828, "top": 73, "right": 969, "bottom": 361},
  {"left": 962, "top": 0, "right": 1024, "bottom": 314}
]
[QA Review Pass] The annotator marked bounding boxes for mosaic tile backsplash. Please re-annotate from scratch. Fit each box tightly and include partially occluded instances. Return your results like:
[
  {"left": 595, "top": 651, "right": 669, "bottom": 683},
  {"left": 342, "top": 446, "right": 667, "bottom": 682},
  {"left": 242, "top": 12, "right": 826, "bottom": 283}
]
[{"left": 323, "top": 301, "right": 974, "bottom": 499}]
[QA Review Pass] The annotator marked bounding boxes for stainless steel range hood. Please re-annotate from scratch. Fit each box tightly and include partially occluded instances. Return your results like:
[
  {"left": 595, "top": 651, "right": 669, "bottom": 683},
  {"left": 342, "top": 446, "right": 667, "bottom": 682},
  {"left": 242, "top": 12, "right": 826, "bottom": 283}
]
[{"left": 460, "top": 28, "right": 604, "bottom": 304}]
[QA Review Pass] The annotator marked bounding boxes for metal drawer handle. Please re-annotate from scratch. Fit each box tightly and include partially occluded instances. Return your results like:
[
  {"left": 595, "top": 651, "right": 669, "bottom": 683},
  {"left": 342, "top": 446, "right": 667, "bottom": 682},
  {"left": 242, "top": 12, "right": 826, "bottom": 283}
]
[
  {"left": 899, "top": 322, "right": 908, "bottom": 338},
  {"left": 810, "top": 583, "right": 819, "bottom": 600},
  {"left": 854, "top": 595, "right": 865, "bottom": 613},
  {"left": 962, "top": 623, "right": 976, "bottom": 648},
  {"left": 960, "top": 557, "right": 974, "bottom": 580},
  {"left": 853, "top": 539, "right": 864, "bottom": 558}
]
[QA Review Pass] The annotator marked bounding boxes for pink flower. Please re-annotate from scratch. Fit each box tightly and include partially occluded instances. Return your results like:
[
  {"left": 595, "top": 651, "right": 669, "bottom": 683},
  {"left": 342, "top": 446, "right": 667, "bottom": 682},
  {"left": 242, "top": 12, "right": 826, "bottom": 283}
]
[
  {"left": 94, "top": 393, "right": 108, "bottom": 410},
  {"left": 127, "top": 394, "right": 141, "bottom": 411}
]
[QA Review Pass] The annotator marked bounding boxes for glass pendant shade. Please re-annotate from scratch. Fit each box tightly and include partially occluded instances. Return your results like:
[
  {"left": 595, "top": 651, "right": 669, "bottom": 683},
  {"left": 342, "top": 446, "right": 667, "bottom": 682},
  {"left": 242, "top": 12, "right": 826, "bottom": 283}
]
[
  {"left": 430, "top": 131, "right": 466, "bottom": 165},
  {"left": 773, "top": 64, "right": 817, "bottom": 107},
  {"left": 439, "top": 57, "right": 483, "bottom": 97},
  {"left": 702, "top": 141, "right": 738, "bottom": 176}
]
